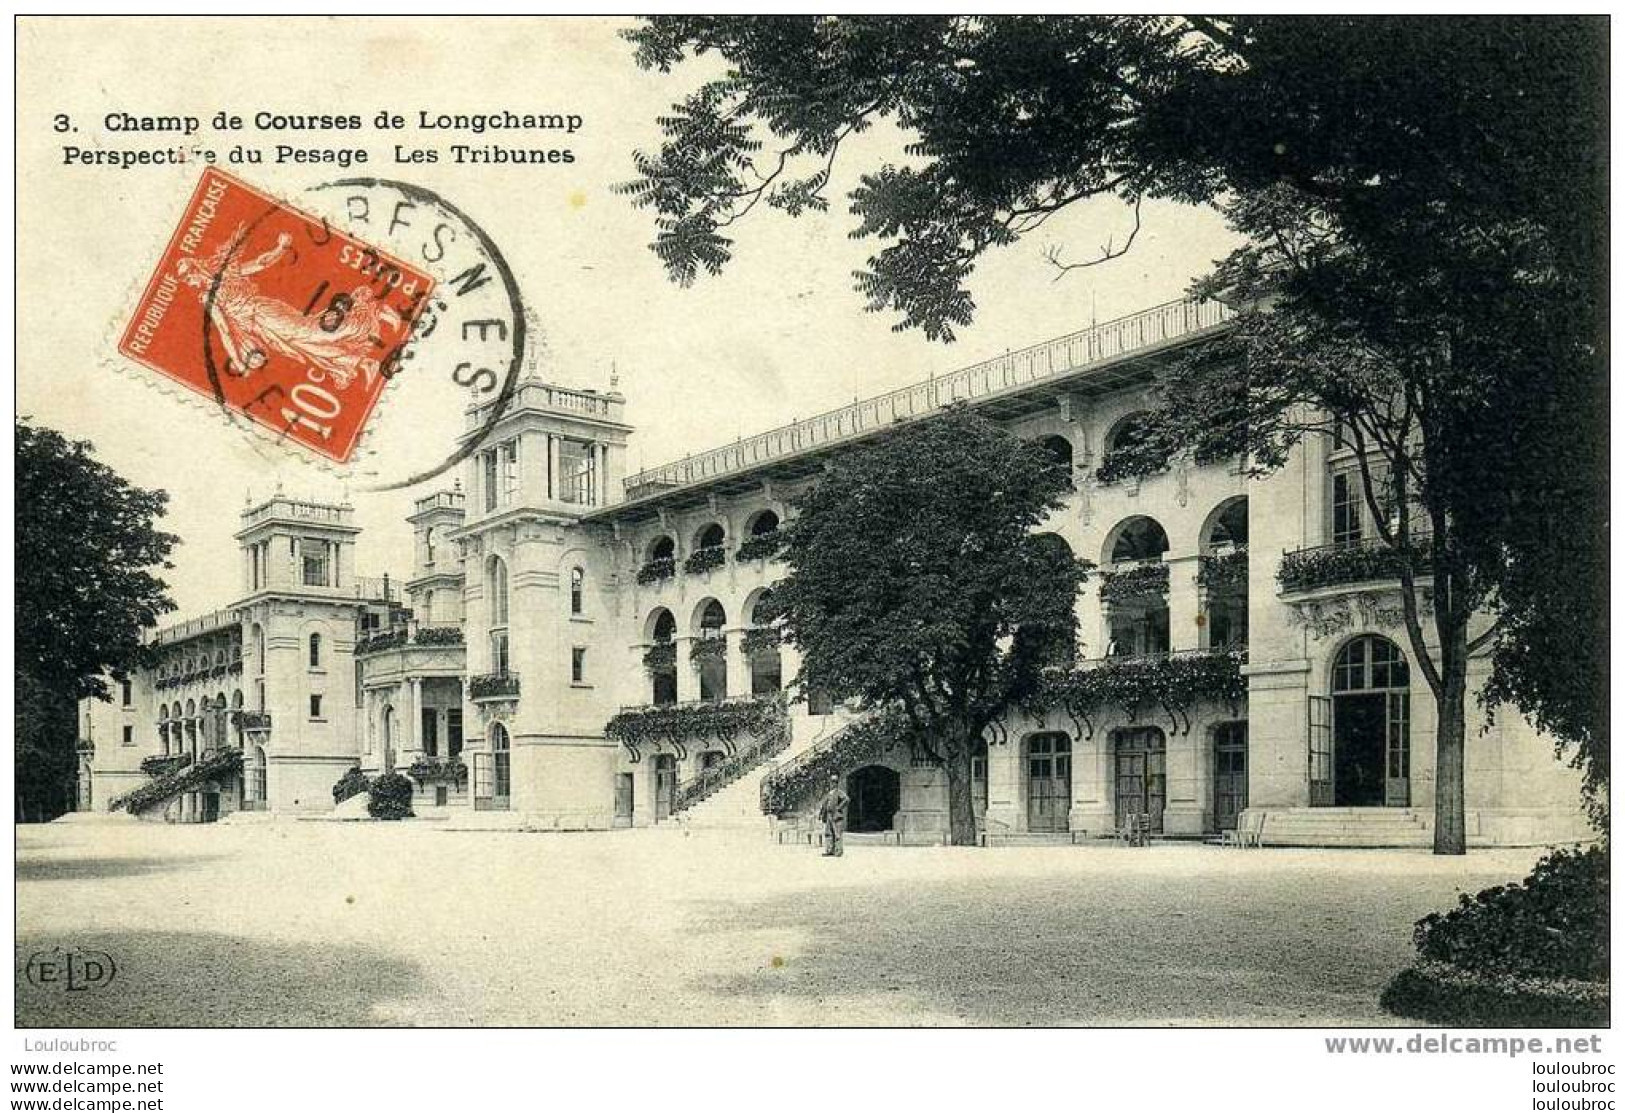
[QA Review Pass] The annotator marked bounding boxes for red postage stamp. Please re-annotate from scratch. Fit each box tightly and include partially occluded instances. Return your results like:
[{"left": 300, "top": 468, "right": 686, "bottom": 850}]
[{"left": 118, "top": 168, "right": 436, "bottom": 463}]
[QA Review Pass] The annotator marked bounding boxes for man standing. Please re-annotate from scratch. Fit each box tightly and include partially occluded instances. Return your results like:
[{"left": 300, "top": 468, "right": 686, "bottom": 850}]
[{"left": 818, "top": 773, "right": 849, "bottom": 857}]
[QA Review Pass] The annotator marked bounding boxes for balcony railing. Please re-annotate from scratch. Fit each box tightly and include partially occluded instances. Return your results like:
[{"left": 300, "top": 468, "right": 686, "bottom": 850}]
[
  {"left": 1099, "top": 561, "right": 1170, "bottom": 604},
  {"left": 623, "top": 296, "right": 1234, "bottom": 500},
  {"left": 1197, "top": 547, "right": 1249, "bottom": 593},
  {"left": 232, "top": 711, "right": 272, "bottom": 732},
  {"left": 1277, "top": 533, "right": 1432, "bottom": 594},
  {"left": 469, "top": 672, "right": 520, "bottom": 700}
]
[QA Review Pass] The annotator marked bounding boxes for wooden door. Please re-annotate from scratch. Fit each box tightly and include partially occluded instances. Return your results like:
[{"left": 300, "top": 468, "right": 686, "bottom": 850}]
[
  {"left": 1114, "top": 728, "right": 1167, "bottom": 832},
  {"left": 613, "top": 773, "right": 634, "bottom": 828},
  {"left": 1026, "top": 734, "right": 1071, "bottom": 832},
  {"left": 1212, "top": 723, "right": 1248, "bottom": 831},
  {"left": 653, "top": 756, "right": 677, "bottom": 821}
]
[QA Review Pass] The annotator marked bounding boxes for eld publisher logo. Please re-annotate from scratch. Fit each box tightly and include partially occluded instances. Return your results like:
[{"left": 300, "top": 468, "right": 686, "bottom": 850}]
[{"left": 24, "top": 947, "right": 117, "bottom": 992}]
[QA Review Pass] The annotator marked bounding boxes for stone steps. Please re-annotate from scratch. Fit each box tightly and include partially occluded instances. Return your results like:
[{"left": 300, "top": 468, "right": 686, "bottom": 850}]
[{"left": 1254, "top": 807, "right": 1433, "bottom": 847}]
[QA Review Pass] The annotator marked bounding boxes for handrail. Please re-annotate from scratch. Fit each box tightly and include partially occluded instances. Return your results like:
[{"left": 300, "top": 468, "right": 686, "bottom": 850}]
[
  {"left": 624, "top": 296, "right": 1234, "bottom": 498},
  {"left": 670, "top": 725, "right": 791, "bottom": 815}
]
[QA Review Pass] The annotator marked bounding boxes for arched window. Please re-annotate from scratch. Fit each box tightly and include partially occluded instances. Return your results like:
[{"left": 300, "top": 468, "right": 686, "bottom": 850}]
[
  {"left": 308, "top": 632, "right": 322, "bottom": 669},
  {"left": 695, "top": 599, "right": 728, "bottom": 702},
  {"left": 649, "top": 608, "right": 676, "bottom": 643},
  {"left": 1038, "top": 434, "right": 1075, "bottom": 475},
  {"left": 1205, "top": 497, "right": 1249, "bottom": 552},
  {"left": 1109, "top": 516, "right": 1170, "bottom": 564},
  {"left": 695, "top": 523, "right": 725, "bottom": 551},
  {"left": 570, "top": 567, "right": 585, "bottom": 615},
  {"left": 1333, "top": 635, "right": 1410, "bottom": 693},
  {"left": 697, "top": 599, "right": 727, "bottom": 638},
  {"left": 747, "top": 510, "right": 780, "bottom": 537},
  {"left": 423, "top": 590, "right": 435, "bottom": 625},
  {"left": 647, "top": 607, "right": 678, "bottom": 706},
  {"left": 424, "top": 525, "right": 437, "bottom": 566},
  {"left": 649, "top": 536, "right": 675, "bottom": 563}
]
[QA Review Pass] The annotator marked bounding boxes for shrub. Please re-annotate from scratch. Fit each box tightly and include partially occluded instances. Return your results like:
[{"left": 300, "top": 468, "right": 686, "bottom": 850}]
[
  {"left": 1382, "top": 844, "right": 1609, "bottom": 1027},
  {"left": 332, "top": 766, "right": 371, "bottom": 805},
  {"left": 1380, "top": 961, "right": 1608, "bottom": 1028},
  {"left": 1414, "top": 844, "right": 1608, "bottom": 981},
  {"left": 367, "top": 772, "right": 416, "bottom": 820}
]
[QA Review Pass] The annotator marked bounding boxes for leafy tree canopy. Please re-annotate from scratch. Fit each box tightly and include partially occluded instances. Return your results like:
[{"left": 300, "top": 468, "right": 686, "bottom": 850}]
[
  {"left": 17, "top": 418, "right": 177, "bottom": 701},
  {"left": 766, "top": 406, "right": 1090, "bottom": 844}
]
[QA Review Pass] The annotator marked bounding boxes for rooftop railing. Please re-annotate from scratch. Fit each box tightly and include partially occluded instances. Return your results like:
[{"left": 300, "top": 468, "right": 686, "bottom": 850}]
[
  {"left": 154, "top": 608, "right": 242, "bottom": 645},
  {"left": 241, "top": 498, "right": 353, "bottom": 528},
  {"left": 624, "top": 296, "right": 1234, "bottom": 499}
]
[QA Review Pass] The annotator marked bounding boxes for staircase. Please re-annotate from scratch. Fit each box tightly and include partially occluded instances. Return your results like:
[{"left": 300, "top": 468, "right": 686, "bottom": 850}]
[
  {"left": 675, "top": 708, "right": 863, "bottom": 832},
  {"left": 1254, "top": 806, "right": 1433, "bottom": 847},
  {"left": 107, "top": 748, "right": 244, "bottom": 817}
]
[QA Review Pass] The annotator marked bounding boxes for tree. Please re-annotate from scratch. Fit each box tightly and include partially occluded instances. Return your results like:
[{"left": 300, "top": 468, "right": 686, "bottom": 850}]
[
  {"left": 621, "top": 16, "right": 1607, "bottom": 851},
  {"left": 16, "top": 418, "right": 177, "bottom": 820},
  {"left": 766, "top": 407, "right": 1088, "bottom": 845}
]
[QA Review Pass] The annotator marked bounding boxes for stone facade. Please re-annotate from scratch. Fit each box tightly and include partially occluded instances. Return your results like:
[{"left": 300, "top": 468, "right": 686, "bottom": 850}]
[{"left": 83, "top": 296, "right": 1588, "bottom": 846}]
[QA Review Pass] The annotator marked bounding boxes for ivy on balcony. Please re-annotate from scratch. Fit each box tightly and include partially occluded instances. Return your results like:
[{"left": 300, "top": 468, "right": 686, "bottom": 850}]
[
  {"left": 355, "top": 629, "right": 408, "bottom": 655},
  {"left": 1198, "top": 547, "right": 1249, "bottom": 593},
  {"left": 1277, "top": 537, "right": 1430, "bottom": 594},
  {"left": 636, "top": 556, "right": 676, "bottom": 585},
  {"left": 1095, "top": 448, "right": 1171, "bottom": 485},
  {"left": 139, "top": 753, "right": 192, "bottom": 778},
  {"left": 406, "top": 756, "right": 469, "bottom": 786},
  {"left": 605, "top": 696, "right": 788, "bottom": 764},
  {"left": 1026, "top": 649, "right": 1247, "bottom": 738},
  {"left": 642, "top": 641, "right": 677, "bottom": 671},
  {"left": 232, "top": 711, "right": 272, "bottom": 731},
  {"left": 469, "top": 672, "right": 520, "bottom": 700},
  {"left": 414, "top": 626, "right": 464, "bottom": 647},
  {"left": 689, "top": 636, "right": 727, "bottom": 662},
  {"left": 736, "top": 529, "right": 786, "bottom": 563},
  {"left": 110, "top": 748, "right": 243, "bottom": 815},
  {"left": 683, "top": 545, "right": 727, "bottom": 576},
  {"left": 741, "top": 626, "right": 781, "bottom": 656},
  {"left": 1099, "top": 562, "right": 1170, "bottom": 604}
]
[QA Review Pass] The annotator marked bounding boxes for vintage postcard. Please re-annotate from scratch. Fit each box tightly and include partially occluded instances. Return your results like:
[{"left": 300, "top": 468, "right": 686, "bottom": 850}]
[{"left": 12, "top": 13, "right": 1612, "bottom": 1110}]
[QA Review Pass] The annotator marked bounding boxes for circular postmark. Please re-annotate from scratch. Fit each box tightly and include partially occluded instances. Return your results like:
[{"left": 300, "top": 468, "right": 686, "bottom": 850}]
[{"left": 155, "top": 169, "right": 528, "bottom": 490}]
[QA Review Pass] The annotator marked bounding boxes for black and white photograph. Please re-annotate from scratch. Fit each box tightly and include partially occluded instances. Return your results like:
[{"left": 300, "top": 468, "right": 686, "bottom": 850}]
[{"left": 9, "top": 12, "right": 1613, "bottom": 1109}]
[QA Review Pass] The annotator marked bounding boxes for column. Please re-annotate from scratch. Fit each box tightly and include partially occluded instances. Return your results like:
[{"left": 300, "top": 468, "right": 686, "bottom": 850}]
[
  {"left": 985, "top": 737, "right": 1021, "bottom": 835},
  {"left": 675, "top": 638, "right": 698, "bottom": 703},
  {"left": 547, "top": 434, "right": 560, "bottom": 502},
  {"left": 405, "top": 677, "right": 422, "bottom": 762},
  {"left": 724, "top": 629, "right": 748, "bottom": 701},
  {"left": 596, "top": 444, "right": 610, "bottom": 507},
  {"left": 1168, "top": 556, "right": 1202, "bottom": 653}
]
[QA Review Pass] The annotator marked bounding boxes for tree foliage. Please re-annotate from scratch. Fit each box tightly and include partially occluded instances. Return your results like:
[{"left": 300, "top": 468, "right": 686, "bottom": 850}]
[
  {"left": 765, "top": 407, "right": 1090, "bottom": 844},
  {"left": 623, "top": 16, "right": 1608, "bottom": 839},
  {"left": 16, "top": 418, "right": 177, "bottom": 820}
]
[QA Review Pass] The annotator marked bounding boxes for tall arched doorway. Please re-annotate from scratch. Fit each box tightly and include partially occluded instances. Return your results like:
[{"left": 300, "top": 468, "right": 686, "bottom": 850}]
[
  {"left": 847, "top": 765, "right": 900, "bottom": 833},
  {"left": 1025, "top": 733, "right": 1071, "bottom": 832},
  {"left": 1328, "top": 635, "right": 1411, "bottom": 806},
  {"left": 474, "top": 723, "right": 512, "bottom": 812},
  {"left": 1113, "top": 726, "right": 1167, "bottom": 832}
]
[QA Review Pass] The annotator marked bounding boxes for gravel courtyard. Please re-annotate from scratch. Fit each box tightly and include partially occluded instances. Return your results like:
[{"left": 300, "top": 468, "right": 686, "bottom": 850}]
[{"left": 16, "top": 817, "right": 1552, "bottom": 1027}]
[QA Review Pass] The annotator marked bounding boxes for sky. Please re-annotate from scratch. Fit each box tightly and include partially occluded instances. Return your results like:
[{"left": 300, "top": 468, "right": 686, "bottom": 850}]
[{"left": 18, "top": 17, "right": 1240, "bottom": 619}]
